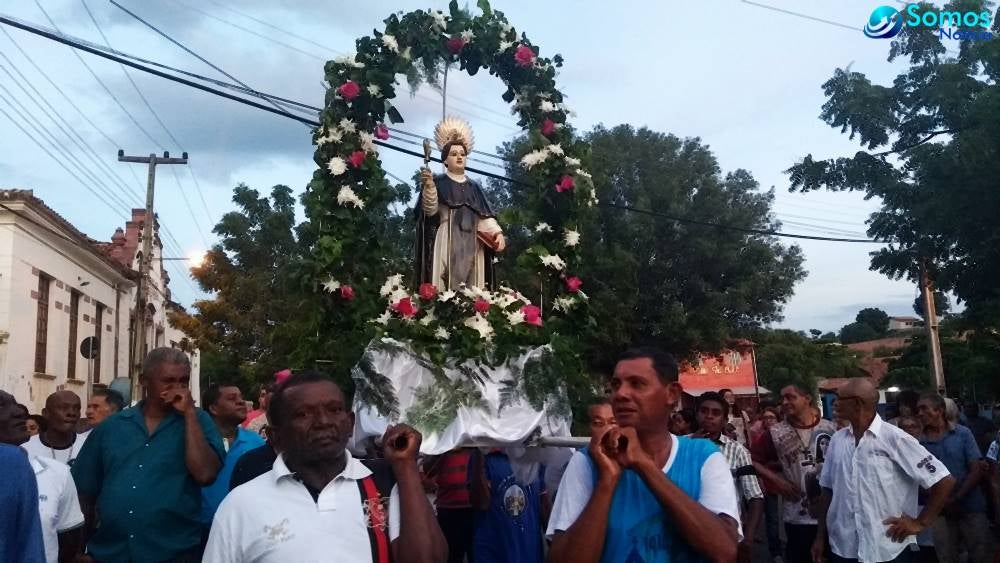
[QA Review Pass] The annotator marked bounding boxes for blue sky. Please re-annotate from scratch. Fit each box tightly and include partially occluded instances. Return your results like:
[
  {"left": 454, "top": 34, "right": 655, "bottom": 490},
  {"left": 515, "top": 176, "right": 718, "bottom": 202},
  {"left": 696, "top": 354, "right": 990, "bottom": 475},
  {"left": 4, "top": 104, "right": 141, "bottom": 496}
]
[{"left": 0, "top": 0, "right": 932, "bottom": 332}]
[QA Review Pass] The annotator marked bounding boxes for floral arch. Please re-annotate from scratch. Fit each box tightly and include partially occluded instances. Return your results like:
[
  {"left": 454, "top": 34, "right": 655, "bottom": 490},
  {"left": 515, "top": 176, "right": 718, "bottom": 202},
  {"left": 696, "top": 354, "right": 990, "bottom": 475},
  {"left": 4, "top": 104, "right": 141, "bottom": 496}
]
[{"left": 301, "top": 0, "right": 596, "bottom": 398}]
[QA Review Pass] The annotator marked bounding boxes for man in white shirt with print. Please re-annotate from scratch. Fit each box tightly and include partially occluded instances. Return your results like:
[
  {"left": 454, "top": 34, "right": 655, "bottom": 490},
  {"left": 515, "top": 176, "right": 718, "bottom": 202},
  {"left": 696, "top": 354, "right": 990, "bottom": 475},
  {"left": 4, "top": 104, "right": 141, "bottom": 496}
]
[
  {"left": 204, "top": 371, "right": 447, "bottom": 563},
  {"left": 0, "top": 391, "right": 83, "bottom": 563},
  {"left": 811, "top": 379, "right": 955, "bottom": 563}
]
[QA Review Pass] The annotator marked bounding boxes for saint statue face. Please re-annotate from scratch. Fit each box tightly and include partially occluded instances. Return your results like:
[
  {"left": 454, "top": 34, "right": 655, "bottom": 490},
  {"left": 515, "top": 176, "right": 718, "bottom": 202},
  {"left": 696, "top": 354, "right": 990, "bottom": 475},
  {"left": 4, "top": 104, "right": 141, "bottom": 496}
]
[{"left": 444, "top": 144, "right": 467, "bottom": 175}]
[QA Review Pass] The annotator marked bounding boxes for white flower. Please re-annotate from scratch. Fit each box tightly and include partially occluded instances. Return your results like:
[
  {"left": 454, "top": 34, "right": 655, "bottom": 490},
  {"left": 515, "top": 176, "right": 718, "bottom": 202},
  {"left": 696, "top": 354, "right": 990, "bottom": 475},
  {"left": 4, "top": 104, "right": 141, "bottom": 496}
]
[
  {"left": 322, "top": 278, "right": 341, "bottom": 293},
  {"left": 553, "top": 296, "right": 576, "bottom": 312},
  {"left": 496, "top": 293, "right": 517, "bottom": 309},
  {"left": 400, "top": 47, "right": 412, "bottom": 60},
  {"left": 381, "top": 34, "right": 399, "bottom": 53},
  {"left": 539, "top": 253, "right": 566, "bottom": 271},
  {"left": 498, "top": 40, "right": 513, "bottom": 53},
  {"left": 379, "top": 274, "right": 404, "bottom": 296},
  {"left": 358, "top": 131, "right": 376, "bottom": 153},
  {"left": 576, "top": 169, "right": 593, "bottom": 180},
  {"left": 564, "top": 156, "right": 581, "bottom": 167},
  {"left": 506, "top": 309, "right": 525, "bottom": 326},
  {"left": 420, "top": 309, "right": 436, "bottom": 326},
  {"left": 373, "top": 310, "right": 391, "bottom": 325},
  {"left": 500, "top": 22, "right": 513, "bottom": 36},
  {"left": 464, "top": 314, "right": 494, "bottom": 340},
  {"left": 334, "top": 53, "right": 365, "bottom": 68},
  {"left": 563, "top": 229, "right": 580, "bottom": 247},
  {"left": 587, "top": 188, "right": 598, "bottom": 207},
  {"left": 434, "top": 327, "right": 450, "bottom": 340},
  {"left": 388, "top": 287, "right": 409, "bottom": 305},
  {"left": 520, "top": 149, "right": 550, "bottom": 170},
  {"left": 336, "top": 186, "right": 365, "bottom": 209},
  {"left": 338, "top": 118, "right": 357, "bottom": 133},
  {"left": 534, "top": 222, "right": 553, "bottom": 233},
  {"left": 438, "top": 289, "right": 457, "bottom": 303},
  {"left": 546, "top": 144, "right": 564, "bottom": 156},
  {"left": 430, "top": 10, "right": 447, "bottom": 32},
  {"left": 461, "top": 30, "right": 474, "bottom": 43},
  {"left": 539, "top": 100, "right": 557, "bottom": 113},
  {"left": 327, "top": 157, "right": 347, "bottom": 176},
  {"left": 367, "top": 84, "right": 381, "bottom": 97}
]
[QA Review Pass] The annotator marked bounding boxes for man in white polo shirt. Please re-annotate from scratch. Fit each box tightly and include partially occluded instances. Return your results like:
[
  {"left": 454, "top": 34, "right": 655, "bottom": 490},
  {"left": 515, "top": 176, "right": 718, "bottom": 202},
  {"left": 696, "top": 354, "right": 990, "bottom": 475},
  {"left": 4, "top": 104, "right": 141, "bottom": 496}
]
[
  {"left": 203, "top": 371, "right": 447, "bottom": 563},
  {"left": 0, "top": 391, "right": 83, "bottom": 563},
  {"left": 811, "top": 379, "right": 955, "bottom": 563}
]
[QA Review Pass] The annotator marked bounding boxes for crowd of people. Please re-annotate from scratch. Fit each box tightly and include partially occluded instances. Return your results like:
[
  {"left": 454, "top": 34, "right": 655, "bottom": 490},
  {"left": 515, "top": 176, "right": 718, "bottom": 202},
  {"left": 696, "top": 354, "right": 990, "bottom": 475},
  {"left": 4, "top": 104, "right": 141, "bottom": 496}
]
[{"left": 2, "top": 345, "right": 1000, "bottom": 563}]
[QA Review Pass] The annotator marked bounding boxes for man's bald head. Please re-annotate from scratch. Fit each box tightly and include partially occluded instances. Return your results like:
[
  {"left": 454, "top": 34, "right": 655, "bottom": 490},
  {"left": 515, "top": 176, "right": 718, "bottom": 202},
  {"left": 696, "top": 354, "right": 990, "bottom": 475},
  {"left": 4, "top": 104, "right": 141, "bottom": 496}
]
[
  {"left": 45, "top": 391, "right": 79, "bottom": 410},
  {"left": 840, "top": 379, "right": 879, "bottom": 408}
]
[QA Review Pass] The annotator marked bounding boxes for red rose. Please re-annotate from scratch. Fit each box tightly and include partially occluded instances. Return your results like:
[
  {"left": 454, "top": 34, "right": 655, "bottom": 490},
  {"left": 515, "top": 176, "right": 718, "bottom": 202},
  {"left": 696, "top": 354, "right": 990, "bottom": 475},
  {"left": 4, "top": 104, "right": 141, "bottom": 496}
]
[
  {"left": 541, "top": 119, "right": 556, "bottom": 137},
  {"left": 514, "top": 45, "right": 535, "bottom": 67},
  {"left": 418, "top": 283, "right": 438, "bottom": 301},
  {"left": 348, "top": 150, "right": 366, "bottom": 168},
  {"left": 474, "top": 298, "right": 491, "bottom": 314},
  {"left": 374, "top": 124, "right": 390, "bottom": 140},
  {"left": 556, "top": 175, "right": 575, "bottom": 193},
  {"left": 446, "top": 37, "right": 466, "bottom": 54},
  {"left": 564, "top": 276, "right": 583, "bottom": 293},
  {"left": 521, "top": 305, "right": 543, "bottom": 327},
  {"left": 338, "top": 81, "right": 360, "bottom": 101},
  {"left": 340, "top": 285, "right": 356, "bottom": 300},
  {"left": 392, "top": 297, "right": 418, "bottom": 318}
]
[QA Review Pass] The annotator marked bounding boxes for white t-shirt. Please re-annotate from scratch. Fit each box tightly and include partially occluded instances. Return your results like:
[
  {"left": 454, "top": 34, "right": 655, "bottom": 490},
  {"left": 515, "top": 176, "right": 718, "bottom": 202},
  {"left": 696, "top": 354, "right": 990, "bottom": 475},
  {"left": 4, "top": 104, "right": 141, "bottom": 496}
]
[
  {"left": 204, "top": 452, "right": 403, "bottom": 563},
  {"left": 546, "top": 434, "right": 743, "bottom": 541},
  {"left": 21, "top": 433, "right": 83, "bottom": 466},
  {"left": 30, "top": 455, "right": 85, "bottom": 563}
]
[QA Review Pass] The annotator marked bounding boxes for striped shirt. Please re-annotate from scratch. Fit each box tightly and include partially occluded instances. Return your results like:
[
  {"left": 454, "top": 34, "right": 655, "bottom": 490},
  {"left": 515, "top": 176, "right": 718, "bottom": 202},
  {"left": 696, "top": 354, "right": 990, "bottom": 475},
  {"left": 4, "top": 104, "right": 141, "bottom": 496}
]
[{"left": 714, "top": 434, "right": 764, "bottom": 502}]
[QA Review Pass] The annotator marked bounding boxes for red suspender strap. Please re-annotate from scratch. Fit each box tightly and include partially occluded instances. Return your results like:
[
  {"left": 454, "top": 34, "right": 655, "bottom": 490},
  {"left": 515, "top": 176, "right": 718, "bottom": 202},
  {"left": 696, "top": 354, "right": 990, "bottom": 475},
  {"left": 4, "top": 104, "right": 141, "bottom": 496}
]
[{"left": 358, "top": 476, "right": 391, "bottom": 563}]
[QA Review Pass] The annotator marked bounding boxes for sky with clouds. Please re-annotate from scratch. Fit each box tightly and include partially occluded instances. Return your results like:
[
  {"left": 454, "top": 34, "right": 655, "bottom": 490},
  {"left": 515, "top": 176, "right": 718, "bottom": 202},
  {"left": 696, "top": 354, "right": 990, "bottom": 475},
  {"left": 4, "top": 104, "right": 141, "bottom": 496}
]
[{"left": 0, "top": 0, "right": 934, "bottom": 332}]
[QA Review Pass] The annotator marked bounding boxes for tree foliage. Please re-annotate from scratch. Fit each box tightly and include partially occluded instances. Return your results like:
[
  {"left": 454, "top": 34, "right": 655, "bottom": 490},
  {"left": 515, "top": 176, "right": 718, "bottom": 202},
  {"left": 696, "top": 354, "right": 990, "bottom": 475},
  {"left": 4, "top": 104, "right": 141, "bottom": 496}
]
[
  {"left": 913, "top": 291, "right": 951, "bottom": 318},
  {"left": 751, "top": 329, "right": 865, "bottom": 394},
  {"left": 839, "top": 321, "right": 881, "bottom": 344},
  {"left": 787, "top": 1, "right": 1000, "bottom": 328},
  {"left": 168, "top": 184, "right": 309, "bottom": 390},
  {"left": 855, "top": 307, "right": 890, "bottom": 336},
  {"left": 883, "top": 329, "right": 1000, "bottom": 401},
  {"left": 489, "top": 125, "right": 806, "bottom": 370}
]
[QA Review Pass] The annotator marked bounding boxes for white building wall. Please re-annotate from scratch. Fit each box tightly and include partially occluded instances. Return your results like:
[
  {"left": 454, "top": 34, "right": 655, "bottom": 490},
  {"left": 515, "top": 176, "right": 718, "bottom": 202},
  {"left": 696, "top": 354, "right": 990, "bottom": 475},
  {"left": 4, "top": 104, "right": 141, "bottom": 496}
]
[{"left": 0, "top": 208, "right": 134, "bottom": 413}]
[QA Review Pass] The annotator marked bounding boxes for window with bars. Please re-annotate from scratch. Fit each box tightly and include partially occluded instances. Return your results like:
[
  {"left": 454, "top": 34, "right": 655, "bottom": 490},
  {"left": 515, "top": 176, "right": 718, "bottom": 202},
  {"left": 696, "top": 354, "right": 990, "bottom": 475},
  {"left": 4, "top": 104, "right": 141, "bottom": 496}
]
[
  {"left": 67, "top": 291, "right": 80, "bottom": 380},
  {"left": 34, "top": 274, "right": 50, "bottom": 373}
]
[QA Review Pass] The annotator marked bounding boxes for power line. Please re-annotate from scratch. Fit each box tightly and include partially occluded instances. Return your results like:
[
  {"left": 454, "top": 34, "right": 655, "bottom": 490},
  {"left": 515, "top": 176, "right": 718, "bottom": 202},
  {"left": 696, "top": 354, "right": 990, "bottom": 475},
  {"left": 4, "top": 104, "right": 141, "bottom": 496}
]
[
  {"left": 739, "top": 0, "right": 860, "bottom": 32},
  {"left": 0, "top": 14, "right": 884, "bottom": 245},
  {"left": 0, "top": 104, "right": 127, "bottom": 219},
  {"left": 0, "top": 79, "right": 133, "bottom": 214},
  {"left": 79, "top": 0, "right": 215, "bottom": 236}
]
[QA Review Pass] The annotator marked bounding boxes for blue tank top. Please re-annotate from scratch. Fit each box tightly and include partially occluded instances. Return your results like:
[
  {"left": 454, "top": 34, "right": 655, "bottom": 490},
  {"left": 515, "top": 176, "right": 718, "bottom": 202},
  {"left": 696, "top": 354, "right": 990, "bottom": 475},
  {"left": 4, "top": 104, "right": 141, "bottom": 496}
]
[{"left": 583, "top": 436, "right": 718, "bottom": 563}]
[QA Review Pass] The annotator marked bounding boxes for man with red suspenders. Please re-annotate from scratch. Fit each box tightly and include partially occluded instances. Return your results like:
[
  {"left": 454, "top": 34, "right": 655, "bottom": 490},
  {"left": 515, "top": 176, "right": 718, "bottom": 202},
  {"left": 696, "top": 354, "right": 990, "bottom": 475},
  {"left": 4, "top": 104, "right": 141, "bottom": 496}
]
[{"left": 204, "top": 371, "right": 447, "bottom": 563}]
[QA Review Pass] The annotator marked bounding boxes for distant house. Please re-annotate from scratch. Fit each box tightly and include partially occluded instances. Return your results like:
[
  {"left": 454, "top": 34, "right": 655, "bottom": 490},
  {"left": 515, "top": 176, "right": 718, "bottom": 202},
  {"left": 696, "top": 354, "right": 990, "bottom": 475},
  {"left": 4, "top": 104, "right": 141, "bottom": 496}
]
[
  {"left": 0, "top": 190, "right": 199, "bottom": 413},
  {"left": 889, "top": 316, "right": 923, "bottom": 331}
]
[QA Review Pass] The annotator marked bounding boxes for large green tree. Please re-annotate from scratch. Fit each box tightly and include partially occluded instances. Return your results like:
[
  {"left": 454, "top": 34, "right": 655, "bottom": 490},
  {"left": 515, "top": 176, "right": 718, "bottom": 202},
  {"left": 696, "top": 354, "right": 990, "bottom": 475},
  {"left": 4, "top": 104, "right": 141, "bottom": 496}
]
[
  {"left": 787, "top": 1, "right": 1000, "bottom": 328},
  {"left": 490, "top": 125, "right": 806, "bottom": 370},
  {"left": 169, "top": 184, "right": 307, "bottom": 389}
]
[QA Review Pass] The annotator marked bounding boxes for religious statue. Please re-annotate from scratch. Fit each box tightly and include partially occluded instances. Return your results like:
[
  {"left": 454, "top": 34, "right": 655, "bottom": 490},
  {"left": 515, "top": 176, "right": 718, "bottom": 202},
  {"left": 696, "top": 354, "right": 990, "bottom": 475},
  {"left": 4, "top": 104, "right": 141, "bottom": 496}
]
[{"left": 415, "top": 117, "right": 506, "bottom": 290}]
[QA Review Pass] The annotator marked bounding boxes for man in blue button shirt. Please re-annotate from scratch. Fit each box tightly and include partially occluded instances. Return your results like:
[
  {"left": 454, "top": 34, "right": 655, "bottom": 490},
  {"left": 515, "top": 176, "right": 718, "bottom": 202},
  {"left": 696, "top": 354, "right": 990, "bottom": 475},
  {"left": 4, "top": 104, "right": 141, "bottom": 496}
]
[
  {"left": 200, "top": 383, "right": 264, "bottom": 521},
  {"left": 917, "top": 392, "right": 995, "bottom": 563},
  {"left": 72, "top": 347, "right": 225, "bottom": 563}
]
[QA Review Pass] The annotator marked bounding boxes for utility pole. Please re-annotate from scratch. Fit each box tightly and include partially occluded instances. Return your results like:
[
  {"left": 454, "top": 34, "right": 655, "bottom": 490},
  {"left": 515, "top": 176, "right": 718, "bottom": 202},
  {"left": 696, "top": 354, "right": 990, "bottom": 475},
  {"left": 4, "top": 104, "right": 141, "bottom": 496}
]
[
  {"left": 117, "top": 150, "right": 188, "bottom": 402},
  {"left": 920, "top": 259, "right": 946, "bottom": 394}
]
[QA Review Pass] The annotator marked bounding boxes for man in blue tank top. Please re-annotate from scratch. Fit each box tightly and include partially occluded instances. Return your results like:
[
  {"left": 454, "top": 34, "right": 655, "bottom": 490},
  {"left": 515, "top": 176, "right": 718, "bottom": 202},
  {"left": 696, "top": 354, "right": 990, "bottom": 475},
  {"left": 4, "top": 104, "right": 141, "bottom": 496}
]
[{"left": 547, "top": 347, "right": 741, "bottom": 563}]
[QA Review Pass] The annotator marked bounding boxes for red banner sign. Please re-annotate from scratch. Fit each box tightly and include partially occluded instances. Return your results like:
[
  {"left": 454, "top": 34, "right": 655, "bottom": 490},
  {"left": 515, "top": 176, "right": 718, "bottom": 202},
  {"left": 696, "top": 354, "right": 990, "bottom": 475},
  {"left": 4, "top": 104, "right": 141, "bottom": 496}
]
[{"left": 678, "top": 348, "right": 757, "bottom": 394}]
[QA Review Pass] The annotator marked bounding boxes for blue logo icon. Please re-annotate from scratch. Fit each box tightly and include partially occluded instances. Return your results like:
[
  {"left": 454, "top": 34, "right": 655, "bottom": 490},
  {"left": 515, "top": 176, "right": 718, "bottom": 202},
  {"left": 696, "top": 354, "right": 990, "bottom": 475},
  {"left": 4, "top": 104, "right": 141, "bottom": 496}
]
[{"left": 864, "top": 6, "right": 903, "bottom": 38}]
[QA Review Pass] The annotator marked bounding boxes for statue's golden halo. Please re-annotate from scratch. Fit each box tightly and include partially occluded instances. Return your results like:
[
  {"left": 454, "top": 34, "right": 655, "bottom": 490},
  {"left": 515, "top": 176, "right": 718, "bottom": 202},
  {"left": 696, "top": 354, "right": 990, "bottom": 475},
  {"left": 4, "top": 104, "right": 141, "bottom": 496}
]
[{"left": 434, "top": 116, "right": 475, "bottom": 153}]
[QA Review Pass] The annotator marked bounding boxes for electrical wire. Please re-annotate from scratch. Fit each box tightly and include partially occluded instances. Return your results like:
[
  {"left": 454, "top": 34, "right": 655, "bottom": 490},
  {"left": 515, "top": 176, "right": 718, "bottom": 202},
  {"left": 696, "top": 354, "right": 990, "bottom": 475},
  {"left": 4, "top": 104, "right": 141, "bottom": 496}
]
[
  {"left": 0, "top": 13, "right": 884, "bottom": 245},
  {"left": 79, "top": 0, "right": 215, "bottom": 242}
]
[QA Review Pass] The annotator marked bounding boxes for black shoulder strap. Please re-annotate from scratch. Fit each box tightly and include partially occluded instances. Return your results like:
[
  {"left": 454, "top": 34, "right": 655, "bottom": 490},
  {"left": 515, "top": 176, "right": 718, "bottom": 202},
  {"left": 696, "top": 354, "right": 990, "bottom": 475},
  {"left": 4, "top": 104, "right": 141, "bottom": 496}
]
[{"left": 360, "top": 458, "right": 397, "bottom": 499}]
